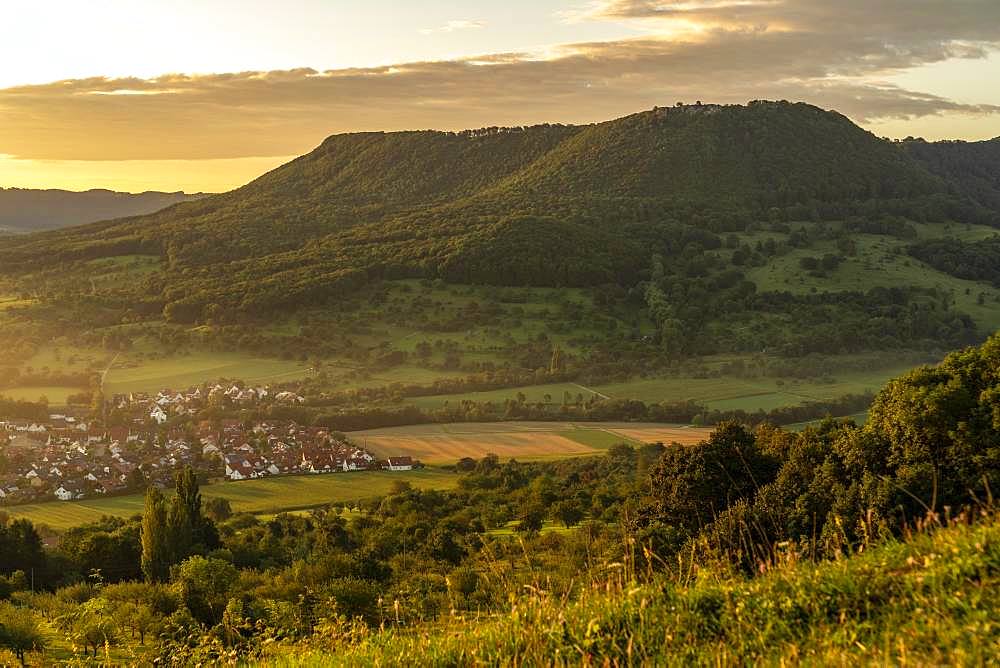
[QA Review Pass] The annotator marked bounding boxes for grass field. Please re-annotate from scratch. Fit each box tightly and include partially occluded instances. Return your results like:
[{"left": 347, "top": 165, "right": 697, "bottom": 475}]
[
  {"left": 3, "top": 469, "right": 457, "bottom": 530},
  {"left": 350, "top": 421, "right": 712, "bottom": 464},
  {"left": 0, "top": 385, "right": 82, "bottom": 405},
  {"left": 747, "top": 233, "right": 1000, "bottom": 334},
  {"left": 103, "top": 352, "right": 313, "bottom": 394},
  {"left": 404, "top": 364, "right": 910, "bottom": 415}
]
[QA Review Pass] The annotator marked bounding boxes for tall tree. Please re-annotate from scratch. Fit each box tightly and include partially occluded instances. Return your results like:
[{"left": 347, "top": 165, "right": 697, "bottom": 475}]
[
  {"left": 140, "top": 487, "right": 170, "bottom": 583},
  {"left": 167, "top": 467, "right": 219, "bottom": 559}
]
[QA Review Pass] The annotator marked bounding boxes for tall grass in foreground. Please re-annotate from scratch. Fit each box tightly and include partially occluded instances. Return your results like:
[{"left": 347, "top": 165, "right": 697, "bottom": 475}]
[{"left": 262, "top": 512, "right": 1000, "bottom": 666}]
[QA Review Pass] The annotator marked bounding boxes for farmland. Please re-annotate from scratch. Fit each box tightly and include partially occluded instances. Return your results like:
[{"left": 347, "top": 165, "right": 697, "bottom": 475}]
[
  {"left": 350, "top": 421, "right": 712, "bottom": 465},
  {"left": 403, "top": 362, "right": 917, "bottom": 415},
  {"left": 3, "top": 469, "right": 457, "bottom": 530}
]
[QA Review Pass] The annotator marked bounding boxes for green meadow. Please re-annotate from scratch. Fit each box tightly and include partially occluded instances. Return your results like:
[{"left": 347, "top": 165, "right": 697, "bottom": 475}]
[
  {"left": 3, "top": 469, "right": 458, "bottom": 530},
  {"left": 103, "top": 352, "right": 313, "bottom": 395}
]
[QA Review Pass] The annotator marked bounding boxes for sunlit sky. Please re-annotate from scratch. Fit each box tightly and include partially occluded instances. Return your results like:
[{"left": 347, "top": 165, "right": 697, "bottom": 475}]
[{"left": 2, "top": 0, "right": 999, "bottom": 192}]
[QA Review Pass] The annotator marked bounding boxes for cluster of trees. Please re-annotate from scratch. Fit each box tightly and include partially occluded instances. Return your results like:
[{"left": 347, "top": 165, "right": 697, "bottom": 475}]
[
  {"left": 140, "top": 468, "right": 220, "bottom": 583},
  {"left": 0, "top": 395, "right": 49, "bottom": 420},
  {"left": 909, "top": 236, "right": 1000, "bottom": 286},
  {"left": 263, "top": 391, "right": 875, "bottom": 433},
  {"left": 638, "top": 332, "right": 1000, "bottom": 568},
  {"left": 643, "top": 237, "right": 978, "bottom": 357}
]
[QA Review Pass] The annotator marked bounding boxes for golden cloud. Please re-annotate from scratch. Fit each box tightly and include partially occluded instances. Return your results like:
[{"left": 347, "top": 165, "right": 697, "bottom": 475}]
[{"left": 1, "top": 1, "right": 999, "bottom": 162}]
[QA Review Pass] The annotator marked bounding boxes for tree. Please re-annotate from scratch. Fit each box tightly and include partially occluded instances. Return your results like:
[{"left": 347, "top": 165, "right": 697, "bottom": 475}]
[
  {"left": 204, "top": 497, "right": 233, "bottom": 522},
  {"left": 173, "top": 556, "right": 238, "bottom": 626},
  {"left": 552, "top": 499, "right": 585, "bottom": 528},
  {"left": 71, "top": 598, "right": 118, "bottom": 658},
  {"left": 141, "top": 487, "right": 170, "bottom": 583},
  {"left": 642, "top": 422, "right": 778, "bottom": 535},
  {"left": 0, "top": 518, "right": 45, "bottom": 577},
  {"left": 517, "top": 504, "right": 545, "bottom": 533},
  {"left": 0, "top": 603, "right": 46, "bottom": 666},
  {"left": 168, "top": 467, "right": 219, "bottom": 560}
]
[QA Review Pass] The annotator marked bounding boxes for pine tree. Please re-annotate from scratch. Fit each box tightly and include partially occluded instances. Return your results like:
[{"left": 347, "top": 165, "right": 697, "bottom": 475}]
[{"left": 140, "top": 487, "right": 169, "bottom": 583}]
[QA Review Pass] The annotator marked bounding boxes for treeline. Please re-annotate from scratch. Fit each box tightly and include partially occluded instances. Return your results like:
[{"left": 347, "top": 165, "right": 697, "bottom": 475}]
[
  {"left": 279, "top": 392, "right": 875, "bottom": 433},
  {"left": 0, "top": 396, "right": 50, "bottom": 420}
]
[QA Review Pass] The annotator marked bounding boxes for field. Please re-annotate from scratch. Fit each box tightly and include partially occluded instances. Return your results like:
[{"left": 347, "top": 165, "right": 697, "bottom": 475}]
[
  {"left": 404, "top": 363, "right": 914, "bottom": 415},
  {"left": 1, "top": 385, "right": 82, "bottom": 405},
  {"left": 3, "top": 469, "right": 457, "bottom": 530},
  {"left": 349, "top": 421, "right": 712, "bottom": 464},
  {"left": 103, "top": 352, "right": 313, "bottom": 394},
  {"left": 746, "top": 231, "right": 1000, "bottom": 334}
]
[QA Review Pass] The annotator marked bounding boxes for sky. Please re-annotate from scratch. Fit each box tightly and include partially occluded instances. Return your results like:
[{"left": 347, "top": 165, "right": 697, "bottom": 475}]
[{"left": 2, "top": 0, "right": 999, "bottom": 193}]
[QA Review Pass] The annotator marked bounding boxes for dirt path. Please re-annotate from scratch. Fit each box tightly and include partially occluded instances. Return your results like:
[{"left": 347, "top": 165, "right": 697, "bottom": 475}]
[{"left": 571, "top": 382, "right": 611, "bottom": 400}]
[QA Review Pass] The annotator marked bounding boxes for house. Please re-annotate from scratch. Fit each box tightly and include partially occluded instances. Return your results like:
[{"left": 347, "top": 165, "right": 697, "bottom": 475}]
[
  {"left": 150, "top": 406, "right": 168, "bottom": 425},
  {"left": 224, "top": 454, "right": 255, "bottom": 481},
  {"left": 54, "top": 485, "right": 75, "bottom": 501},
  {"left": 386, "top": 456, "right": 414, "bottom": 471}
]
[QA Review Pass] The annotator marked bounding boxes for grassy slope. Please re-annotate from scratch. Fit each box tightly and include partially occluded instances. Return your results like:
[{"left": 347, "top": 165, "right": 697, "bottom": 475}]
[
  {"left": 4, "top": 469, "right": 457, "bottom": 530},
  {"left": 263, "top": 516, "right": 1000, "bottom": 666},
  {"left": 746, "top": 230, "right": 1000, "bottom": 334}
]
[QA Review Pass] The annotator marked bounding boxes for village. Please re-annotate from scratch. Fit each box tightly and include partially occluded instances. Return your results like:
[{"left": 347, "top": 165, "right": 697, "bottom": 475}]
[{"left": 0, "top": 383, "right": 415, "bottom": 505}]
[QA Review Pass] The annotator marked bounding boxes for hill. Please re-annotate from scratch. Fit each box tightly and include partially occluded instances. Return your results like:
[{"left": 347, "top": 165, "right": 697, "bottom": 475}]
[
  {"left": 262, "top": 513, "right": 1000, "bottom": 666},
  {"left": 3, "top": 101, "right": 998, "bottom": 320},
  {"left": 0, "top": 188, "right": 205, "bottom": 234},
  {"left": 1, "top": 101, "right": 999, "bottom": 410}
]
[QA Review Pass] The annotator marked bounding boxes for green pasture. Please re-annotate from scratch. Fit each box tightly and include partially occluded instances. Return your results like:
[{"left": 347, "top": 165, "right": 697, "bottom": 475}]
[
  {"left": 403, "top": 363, "right": 907, "bottom": 414},
  {"left": 103, "top": 352, "right": 313, "bottom": 394},
  {"left": 4, "top": 469, "right": 457, "bottom": 530},
  {"left": 746, "top": 234, "right": 1000, "bottom": 333}
]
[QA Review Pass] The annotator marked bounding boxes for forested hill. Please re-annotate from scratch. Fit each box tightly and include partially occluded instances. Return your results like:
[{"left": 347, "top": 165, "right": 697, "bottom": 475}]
[
  {"left": 903, "top": 137, "right": 1000, "bottom": 211},
  {"left": 0, "top": 188, "right": 205, "bottom": 234},
  {"left": 2, "top": 101, "right": 999, "bottom": 322}
]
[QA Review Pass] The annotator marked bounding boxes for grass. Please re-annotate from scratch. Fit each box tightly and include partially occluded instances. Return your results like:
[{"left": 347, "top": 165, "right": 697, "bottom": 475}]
[
  {"left": 103, "top": 352, "right": 313, "bottom": 394},
  {"left": 557, "top": 428, "right": 642, "bottom": 449},
  {"left": 405, "top": 363, "right": 909, "bottom": 415},
  {"left": 747, "top": 233, "right": 1000, "bottom": 334},
  {"left": 0, "top": 385, "right": 82, "bottom": 405},
  {"left": 261, "top": 514, "right": 1000, "bottom": 666},
  {"left": 485, "top": 519, "right": 580, "bottom": 537},
  {"left": 3, "top": 470, "right": 457, "bottom": 530},
  {"left": 406, "top": 382, "right": 605, "bottom": 411}
]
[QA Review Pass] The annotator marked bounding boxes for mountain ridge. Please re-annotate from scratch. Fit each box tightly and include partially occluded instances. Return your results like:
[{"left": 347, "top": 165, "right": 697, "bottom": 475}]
[{"left": 0, "top": 187, "right": 207, "bottom": 235}]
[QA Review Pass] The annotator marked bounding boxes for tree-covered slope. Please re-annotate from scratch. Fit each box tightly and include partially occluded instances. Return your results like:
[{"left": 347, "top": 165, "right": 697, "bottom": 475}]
[
  {"left": 904, "top": 137, "right": 1000, "bottom": 211},
  {"left": 1, "top": 101, "right": 998, "bottom": 325}
]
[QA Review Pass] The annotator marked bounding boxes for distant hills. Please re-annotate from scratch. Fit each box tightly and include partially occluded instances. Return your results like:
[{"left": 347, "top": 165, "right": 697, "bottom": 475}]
[
  {"left": 1, "top": 101, "right": 999, "bottom": 325},
  {"left": 0, "top": 188, "right": 206, "bottom": 234}
]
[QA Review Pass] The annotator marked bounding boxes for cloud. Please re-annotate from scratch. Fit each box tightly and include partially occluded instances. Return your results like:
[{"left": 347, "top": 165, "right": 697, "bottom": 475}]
[
  {"left": 420, "top": 20, "right": 487, "bottom": 35},
  {"left": 1, "top": 1, "right": 999, "bottom": 161}
]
